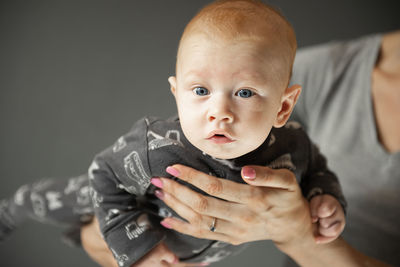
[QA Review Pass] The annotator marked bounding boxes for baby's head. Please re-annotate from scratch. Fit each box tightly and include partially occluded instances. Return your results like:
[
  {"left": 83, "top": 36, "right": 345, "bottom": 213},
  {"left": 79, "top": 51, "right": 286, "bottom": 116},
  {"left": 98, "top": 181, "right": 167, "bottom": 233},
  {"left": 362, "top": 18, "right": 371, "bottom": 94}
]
[{"left": 169, "top": 0, "right": 301, "bottom": 159}]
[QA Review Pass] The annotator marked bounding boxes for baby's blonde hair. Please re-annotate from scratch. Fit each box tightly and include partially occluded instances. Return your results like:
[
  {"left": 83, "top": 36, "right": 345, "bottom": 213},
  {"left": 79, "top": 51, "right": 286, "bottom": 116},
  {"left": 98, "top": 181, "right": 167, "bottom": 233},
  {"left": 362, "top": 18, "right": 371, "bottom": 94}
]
[{"left": 177, "top": 0, "right": 297, "bottom": 85}]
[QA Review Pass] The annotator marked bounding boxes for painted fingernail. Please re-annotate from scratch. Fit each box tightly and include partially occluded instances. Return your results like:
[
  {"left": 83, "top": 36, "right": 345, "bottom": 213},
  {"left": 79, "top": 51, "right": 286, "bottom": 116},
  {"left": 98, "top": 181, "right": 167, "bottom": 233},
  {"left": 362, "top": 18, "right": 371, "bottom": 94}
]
[
  {"left": 154, "top": 189, "right": 164, "bottom": 200},
  {"left": 160, "top": 219, "right": 172, "bottom": 229},
  {"left": 166, "top": 166, "right": 180, "bottom": 177},
  {"left": 199, "top": 263, "right": 210, "bottom": 266},
  {"left": 242, "top": 166, "right": 256, "bottom": 179},
  {"left": 151, "top": 178, "right": 163, "bottom": 188}
]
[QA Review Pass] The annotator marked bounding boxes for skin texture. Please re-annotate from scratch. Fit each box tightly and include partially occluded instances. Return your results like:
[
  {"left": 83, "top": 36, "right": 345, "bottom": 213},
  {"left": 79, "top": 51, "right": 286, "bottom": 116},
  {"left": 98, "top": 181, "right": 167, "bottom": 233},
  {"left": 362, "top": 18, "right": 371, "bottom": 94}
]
[
  {"left": 371, "top": 30, "right": 400, "bottom": 153},
  {"left": 169, "top": 35, "right": 301, "bottom": 159}
]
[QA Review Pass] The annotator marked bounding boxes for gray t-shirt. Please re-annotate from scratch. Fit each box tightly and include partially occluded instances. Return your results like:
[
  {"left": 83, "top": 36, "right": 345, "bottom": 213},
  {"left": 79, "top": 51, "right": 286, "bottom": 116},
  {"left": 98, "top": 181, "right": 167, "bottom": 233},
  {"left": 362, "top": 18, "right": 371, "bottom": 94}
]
[{"left": 290, "top": 33, "right": 400, "bottom": 266}]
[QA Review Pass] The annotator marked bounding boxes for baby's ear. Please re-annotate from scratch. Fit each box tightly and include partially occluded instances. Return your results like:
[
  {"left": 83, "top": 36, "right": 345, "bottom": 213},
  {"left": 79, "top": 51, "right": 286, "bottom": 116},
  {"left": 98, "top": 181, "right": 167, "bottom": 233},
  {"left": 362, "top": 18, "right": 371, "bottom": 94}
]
[
  {"left": 168, "top": 76, "right": 177, "bottom": 96},
  {"left": 274, "top": 84, "right": 302, "bottom": 128}
]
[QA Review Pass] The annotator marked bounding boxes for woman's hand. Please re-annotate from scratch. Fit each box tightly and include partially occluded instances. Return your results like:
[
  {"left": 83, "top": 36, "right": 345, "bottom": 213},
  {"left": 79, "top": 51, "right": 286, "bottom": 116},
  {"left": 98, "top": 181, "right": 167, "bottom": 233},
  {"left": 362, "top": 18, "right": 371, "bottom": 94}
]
[{"left": 151, "top": 164, "right": 314, "bottom": 247}]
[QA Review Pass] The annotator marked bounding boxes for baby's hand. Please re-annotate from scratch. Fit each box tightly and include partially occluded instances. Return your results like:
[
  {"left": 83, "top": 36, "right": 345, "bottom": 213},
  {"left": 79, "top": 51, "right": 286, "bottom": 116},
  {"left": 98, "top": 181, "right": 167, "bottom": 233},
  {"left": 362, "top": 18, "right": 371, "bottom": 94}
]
[{"left": 309, "top": 194, "right": 345, "bottom": 244}]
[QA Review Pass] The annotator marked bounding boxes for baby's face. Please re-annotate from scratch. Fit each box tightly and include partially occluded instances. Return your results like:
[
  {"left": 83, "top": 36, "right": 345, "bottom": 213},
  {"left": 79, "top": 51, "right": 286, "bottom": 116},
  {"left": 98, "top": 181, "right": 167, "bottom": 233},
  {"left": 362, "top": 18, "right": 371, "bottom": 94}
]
[{"left": 170, "top": 35, "right": 288, "bottom": 159}]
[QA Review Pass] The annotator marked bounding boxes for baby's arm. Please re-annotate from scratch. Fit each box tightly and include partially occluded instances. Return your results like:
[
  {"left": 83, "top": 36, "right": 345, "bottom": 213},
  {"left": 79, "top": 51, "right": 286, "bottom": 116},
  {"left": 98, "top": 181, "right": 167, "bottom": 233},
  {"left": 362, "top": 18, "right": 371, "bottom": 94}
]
[
  {"left": 81, "top": 217, "right": 179, "bottom": 267},
  {"left": 300, "top": 134, "right": 347, "bottom": 244},
  {"left": 309, "top": 194, "right": 345, "bottom": 244},
  {"left": 89, "top": 154, "right": 166, "bottom": 267}
]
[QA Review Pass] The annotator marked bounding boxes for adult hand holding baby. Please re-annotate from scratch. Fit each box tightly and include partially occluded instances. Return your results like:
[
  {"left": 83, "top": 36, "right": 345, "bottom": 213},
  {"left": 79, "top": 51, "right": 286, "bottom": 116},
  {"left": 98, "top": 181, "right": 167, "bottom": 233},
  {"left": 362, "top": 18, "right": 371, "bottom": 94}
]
[
  {"left": 152, "top": 165, "right": 390, "bottom": 267},
  {"left": 81, "top": 165, "right": 317, "bottom": 267},
  {"left": 152, "top": 164, "right": 313, "bottom": 247}
]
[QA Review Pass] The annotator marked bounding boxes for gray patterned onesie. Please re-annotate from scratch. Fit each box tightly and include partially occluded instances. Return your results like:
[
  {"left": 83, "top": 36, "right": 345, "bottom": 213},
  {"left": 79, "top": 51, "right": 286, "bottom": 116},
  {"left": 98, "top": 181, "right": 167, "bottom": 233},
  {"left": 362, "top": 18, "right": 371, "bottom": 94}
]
[{"left": 0, "top": 116, "right": 346, "bottom": 266}]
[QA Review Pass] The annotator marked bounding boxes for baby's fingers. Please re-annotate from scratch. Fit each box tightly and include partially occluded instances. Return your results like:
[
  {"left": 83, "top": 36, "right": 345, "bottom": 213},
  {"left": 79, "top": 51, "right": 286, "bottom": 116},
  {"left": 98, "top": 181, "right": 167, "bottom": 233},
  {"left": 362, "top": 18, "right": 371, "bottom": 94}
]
[
  {"left": 319, "top": 220, "right": 344, "bottom": 237},
  {"left": 315, "top": 213, "right": 345, "bottom": 244},
  {"left": 309, "top": 195, "right": 323, "bottom": 222},
  {"left": 315, "top": 220, "right": 344, "bottom": 244}
]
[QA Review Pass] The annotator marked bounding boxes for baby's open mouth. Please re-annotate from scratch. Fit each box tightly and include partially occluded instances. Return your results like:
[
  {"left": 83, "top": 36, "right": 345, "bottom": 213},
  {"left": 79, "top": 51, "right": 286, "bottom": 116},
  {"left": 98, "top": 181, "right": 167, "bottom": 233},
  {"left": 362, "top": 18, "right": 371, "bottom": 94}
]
[{"left": 207, "top": 132, "right": 235, "bottom": 144}]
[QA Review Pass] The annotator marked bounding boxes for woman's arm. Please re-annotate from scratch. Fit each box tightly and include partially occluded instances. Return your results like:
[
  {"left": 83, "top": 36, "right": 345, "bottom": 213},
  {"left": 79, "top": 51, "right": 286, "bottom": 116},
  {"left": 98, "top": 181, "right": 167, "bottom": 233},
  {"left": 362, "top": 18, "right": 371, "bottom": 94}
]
[
  {"left": 81, "top": 164, "right": 393, "bottom": 267},
  {"left": 156, "top": 164, "right": 393, "bottom": 267},
  {"left": 280, "top": 236, "right": 392, "bottom": 267}
]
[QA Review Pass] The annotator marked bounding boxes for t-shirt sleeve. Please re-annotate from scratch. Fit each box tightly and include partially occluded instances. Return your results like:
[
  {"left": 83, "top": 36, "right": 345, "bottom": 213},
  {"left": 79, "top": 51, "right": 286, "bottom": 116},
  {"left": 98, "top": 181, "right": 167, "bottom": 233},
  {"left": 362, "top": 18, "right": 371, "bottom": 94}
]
[{"left": 88, "top": 118, "right": 165, "bottom": 267}]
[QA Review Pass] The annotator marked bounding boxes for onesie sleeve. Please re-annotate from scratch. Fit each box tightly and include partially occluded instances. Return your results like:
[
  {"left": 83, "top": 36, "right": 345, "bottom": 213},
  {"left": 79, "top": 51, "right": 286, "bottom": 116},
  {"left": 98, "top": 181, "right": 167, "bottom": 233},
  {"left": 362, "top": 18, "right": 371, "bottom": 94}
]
[
  {"left": 300, "top": 141, "right": 347, "bottom": 212},
  {"left": 88, "top": 118, "right": 165, "bottom": 267}
]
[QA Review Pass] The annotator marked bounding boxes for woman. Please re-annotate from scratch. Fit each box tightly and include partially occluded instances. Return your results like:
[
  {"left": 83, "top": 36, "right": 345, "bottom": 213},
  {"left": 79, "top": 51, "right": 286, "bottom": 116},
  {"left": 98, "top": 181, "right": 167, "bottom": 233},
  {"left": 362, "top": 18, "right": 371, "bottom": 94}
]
[{"left": 82, "top": 30, "right": 400, "bottom": 266}]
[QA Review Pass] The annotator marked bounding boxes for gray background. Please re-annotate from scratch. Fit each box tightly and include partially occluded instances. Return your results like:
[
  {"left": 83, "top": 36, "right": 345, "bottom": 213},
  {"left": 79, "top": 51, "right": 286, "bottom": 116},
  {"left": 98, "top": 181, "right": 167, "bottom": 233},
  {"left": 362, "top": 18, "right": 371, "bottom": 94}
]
[{"left": 0, "top": 0, "right": 399, "bottom": 266}]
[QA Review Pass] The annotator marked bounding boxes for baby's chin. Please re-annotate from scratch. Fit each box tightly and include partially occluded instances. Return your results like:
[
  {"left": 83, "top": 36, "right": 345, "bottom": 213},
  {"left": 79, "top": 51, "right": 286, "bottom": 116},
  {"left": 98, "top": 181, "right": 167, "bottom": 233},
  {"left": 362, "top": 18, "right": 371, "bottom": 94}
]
[{"left": 201, "top": 147, "right": 251, "bottom": 160}]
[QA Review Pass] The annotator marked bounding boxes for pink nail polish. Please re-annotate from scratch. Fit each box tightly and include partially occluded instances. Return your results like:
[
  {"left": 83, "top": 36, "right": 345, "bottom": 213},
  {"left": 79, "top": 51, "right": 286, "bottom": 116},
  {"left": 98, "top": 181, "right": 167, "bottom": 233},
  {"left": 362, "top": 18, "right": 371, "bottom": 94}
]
[
  {"left": 160, "top": 220, "right": 172, "bottom": 229},
  {"left": 166, "top": 166, "right": 180, "bottom": 177},
  {"left": 154, "top": 189, "right": 164, "bottom": 200},
  {"left": 242, "top": 167, "right": 256, "bottom": 179},
  {"left": 151, "top": 178, "right": 163, "bottom": 188}
]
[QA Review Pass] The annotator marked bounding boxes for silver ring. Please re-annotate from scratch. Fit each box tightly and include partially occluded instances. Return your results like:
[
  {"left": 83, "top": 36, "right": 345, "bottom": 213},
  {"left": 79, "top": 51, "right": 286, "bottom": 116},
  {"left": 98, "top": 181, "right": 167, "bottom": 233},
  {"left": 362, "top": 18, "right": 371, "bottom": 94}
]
[{"left": 209, "top": 217, "right": 217, "bottom": 232}]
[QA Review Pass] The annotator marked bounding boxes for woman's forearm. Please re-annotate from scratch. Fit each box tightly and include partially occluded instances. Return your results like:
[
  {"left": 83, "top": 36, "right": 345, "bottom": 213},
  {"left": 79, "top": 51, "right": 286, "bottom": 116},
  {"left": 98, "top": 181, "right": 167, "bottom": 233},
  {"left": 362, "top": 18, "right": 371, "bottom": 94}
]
[{"left": 279, "top": 237, "right": 393, "bottom": 267}]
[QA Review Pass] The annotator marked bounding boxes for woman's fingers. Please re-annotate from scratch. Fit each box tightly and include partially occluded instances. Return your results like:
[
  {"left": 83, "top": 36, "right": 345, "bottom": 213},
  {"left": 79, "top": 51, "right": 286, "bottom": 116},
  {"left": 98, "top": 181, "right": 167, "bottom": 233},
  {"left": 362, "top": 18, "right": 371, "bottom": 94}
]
[
  {"left": 164, "top": 164, "right": 298, "bottom": 206},
  {"left": 161, "top": 216, "right": 234, "bottom": 244},
  {"left": 165, "top": 165, "right": 251, "bottom": 204},
  {"left": 153, "top": 176, "right": 250, "bottom": 220},
  {"left": 156, "top": 188, "right": 248, "bottom": 235},
  {"left": 241, "top": 166, "right": 299, "bottom": 192}
]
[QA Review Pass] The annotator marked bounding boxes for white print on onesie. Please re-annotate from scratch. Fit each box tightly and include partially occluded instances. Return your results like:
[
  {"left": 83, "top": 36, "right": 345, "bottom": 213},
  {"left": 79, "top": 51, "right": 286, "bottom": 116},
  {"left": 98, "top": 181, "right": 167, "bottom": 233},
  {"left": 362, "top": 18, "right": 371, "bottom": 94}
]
[
  {"left": 123, "top": 151, "right": 151, "bottom": 195},
  {"left": 203, "top": 250, "right": 231, "bottom": 263},
  {"left": 147, "top": 130, "right": 183, "bottom": 151},
  {"left": 113, "top": 136, "right": 127, "bottom": 153},
  {"left": 89, "top": 187, "right": 103, "bottom": 208},
  {"left": 30, "top": 192, "right": 46, "bottom": 219},
  {"left": 64, "top": 175, "right": 87, "bottom": 195},
  {"left": 117, "top": 183, "right": 140, "bottom": 195},
  {"left": 76, "top": 185, "right": 91, "bottom": 206},
  {"left": 88, "top": 161, "right": 100, "bottom": 180},
  {"left": 45, "top": 191, "right": 63, "bottom": 210},
  {"left": 105, "top": 209, "right": 121, "bottom": 224},
  {"left": 211, "top": 241, "right": 229, "bottom": 248},
  {"left": 14, "top": 184, "right": 30, "bottom": 206},
  {"left": 111, "top": 248, "right": 129, "bottom": 267},
  {"left": 125, "top": 214, "right": 151, "bottom": 240},
  {"left": 191, "top": 243, "right": 211, "bottom": 254},
  {"left": 268, "top": 133, "right": 276, "bottom": 147},
  {"left": 285, "top": 121, "right": 302, "bottom": 129},
  {"left": 267, "top": 153, "right": 296, "bottom": 171}
]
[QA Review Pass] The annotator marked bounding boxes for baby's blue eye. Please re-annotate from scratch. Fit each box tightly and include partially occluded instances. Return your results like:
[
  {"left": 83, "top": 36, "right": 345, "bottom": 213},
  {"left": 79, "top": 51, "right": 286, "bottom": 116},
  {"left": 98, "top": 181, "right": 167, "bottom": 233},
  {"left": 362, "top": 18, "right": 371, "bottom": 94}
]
[
  {"left": 236, "top": 89, "right": 254, "bottom": 98},
  {"left": 193, "top": 87, "right": 209, "bottom": 96}
]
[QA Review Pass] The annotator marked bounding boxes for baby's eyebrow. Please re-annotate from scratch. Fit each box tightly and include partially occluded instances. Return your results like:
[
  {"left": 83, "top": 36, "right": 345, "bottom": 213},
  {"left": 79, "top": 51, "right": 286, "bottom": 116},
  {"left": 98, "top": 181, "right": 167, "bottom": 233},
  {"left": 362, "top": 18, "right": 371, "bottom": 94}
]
[{"left": 181, "top": 70, "right": 208, "bottom": 81}]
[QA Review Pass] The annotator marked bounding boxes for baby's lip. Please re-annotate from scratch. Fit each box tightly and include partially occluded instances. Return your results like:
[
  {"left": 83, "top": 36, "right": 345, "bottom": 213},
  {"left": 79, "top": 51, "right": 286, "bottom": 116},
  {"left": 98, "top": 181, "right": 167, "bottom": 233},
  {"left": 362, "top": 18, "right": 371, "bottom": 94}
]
[{"left": 206, "top": 130, "right": 235, "bottom": 143}]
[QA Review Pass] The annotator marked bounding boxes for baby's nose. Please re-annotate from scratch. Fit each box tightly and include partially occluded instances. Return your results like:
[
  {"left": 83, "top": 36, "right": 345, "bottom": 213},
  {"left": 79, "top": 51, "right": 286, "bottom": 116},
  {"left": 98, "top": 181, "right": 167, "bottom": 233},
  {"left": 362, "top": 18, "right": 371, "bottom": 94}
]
[{"left": 207, "top": 99, "right": 234, "bottom": 123}]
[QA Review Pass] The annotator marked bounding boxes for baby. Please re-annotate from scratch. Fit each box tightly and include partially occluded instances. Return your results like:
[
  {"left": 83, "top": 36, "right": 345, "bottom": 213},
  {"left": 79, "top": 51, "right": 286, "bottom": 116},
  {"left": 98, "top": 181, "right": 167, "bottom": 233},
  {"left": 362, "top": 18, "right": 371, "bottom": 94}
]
[{"left": 0, "top": 0, "right": 346, "bottom": 266}]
